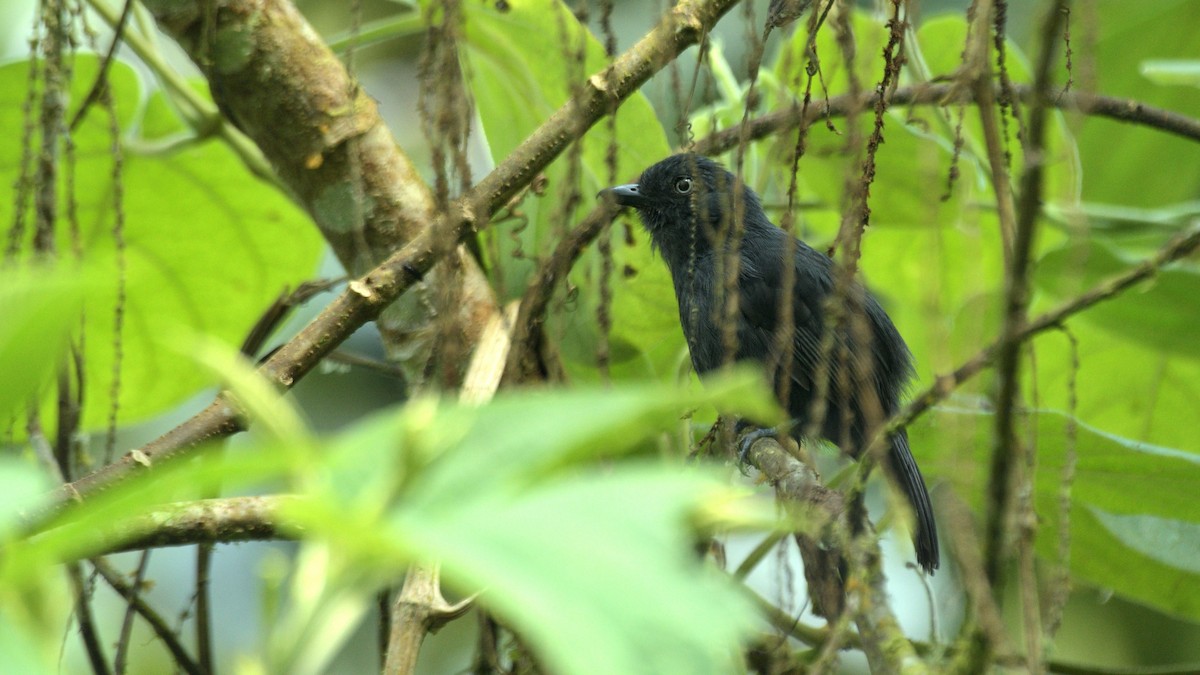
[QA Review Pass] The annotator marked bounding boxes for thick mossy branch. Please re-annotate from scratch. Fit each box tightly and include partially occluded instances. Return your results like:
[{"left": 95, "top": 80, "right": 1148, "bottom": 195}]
[{"left": 134, "top": 0, "right": 497, "bottom": 384}]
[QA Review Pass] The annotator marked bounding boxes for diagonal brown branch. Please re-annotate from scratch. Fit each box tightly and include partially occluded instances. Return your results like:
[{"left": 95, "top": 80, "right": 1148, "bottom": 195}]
[
  {"left": 104, "top": 0, "right": 498, "bottom": 387},
  {"left": 695, "top": 84, "right": 1200, "bottom": 156}
]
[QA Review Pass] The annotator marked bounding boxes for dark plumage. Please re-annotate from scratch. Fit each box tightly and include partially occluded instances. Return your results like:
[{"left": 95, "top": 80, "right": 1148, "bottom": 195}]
[{"left": 601, "top": 154, "right": 939, "bottom": 574}]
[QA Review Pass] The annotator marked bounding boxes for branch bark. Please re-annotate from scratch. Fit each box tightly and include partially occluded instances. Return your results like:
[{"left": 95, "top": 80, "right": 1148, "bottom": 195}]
[
  {"left": 135, "top": 0, "right": 497, "bottom": 384},
  {"left": 67, "top": 495, "right": 293, "bottom": 554},
  {"left": 743, "top": 434, "right": 924, "bottom": 673},
  {"left": 383, "top": 304, "right": 515, "bottom": 675}
]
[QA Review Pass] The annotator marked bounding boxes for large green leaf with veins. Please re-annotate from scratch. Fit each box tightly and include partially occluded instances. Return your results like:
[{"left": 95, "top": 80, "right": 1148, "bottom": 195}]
[
  {"left": 292, "top": 373, "right": 778, "bottom": 675},
  {"left": 0, "top": 56, "right": 324, "bottom": 431},
  {"left": 911, "top": 406, "right": 1200, "bottom": 621}
]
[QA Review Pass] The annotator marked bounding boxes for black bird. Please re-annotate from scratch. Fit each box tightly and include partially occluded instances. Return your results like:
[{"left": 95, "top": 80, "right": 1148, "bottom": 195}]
[{"left": 600, "top": 154, "right": 939, "bottom": 574}]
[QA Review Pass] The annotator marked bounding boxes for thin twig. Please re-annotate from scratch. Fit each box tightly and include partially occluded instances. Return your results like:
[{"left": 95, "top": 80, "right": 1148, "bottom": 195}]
[
  {"left": 195, "top": 544, "right": 214, "bottom": 674},
  {"left": 69, "top": 0, "right": 135, "bottom": 131},
  {"left": 67, "top": 562, "right": 113, "bottom": 675},
  {"left": 91, "top": 558, "right": 205, "bottom": 675},
  {"left": 73, "top": 496, "right": 293, "bottom": 555},
  {"left": 694, "top": 84, "right": 1200, "bottom": 156},
  {"left": 967, "top": 0, "right": 1018, "bottom": 262},
  {"left": 112, "top": 552, "right": 151, "bottom": 674}
]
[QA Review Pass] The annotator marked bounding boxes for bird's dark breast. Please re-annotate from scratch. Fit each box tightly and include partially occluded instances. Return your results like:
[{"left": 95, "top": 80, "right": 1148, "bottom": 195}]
[
  {"left": 669, "top": 253, "right": 724, "bottom": 375},
  {"left": 669, "top": 245, "right": 911, "bottom": 457}
]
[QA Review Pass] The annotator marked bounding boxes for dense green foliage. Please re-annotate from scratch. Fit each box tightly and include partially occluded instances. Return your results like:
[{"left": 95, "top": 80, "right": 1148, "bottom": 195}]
[{"left": 2, "top": 0, "right": 1199, "bottom": 672}]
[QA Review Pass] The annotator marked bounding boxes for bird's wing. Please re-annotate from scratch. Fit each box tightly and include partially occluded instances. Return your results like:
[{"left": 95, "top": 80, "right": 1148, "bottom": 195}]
[{"left": 735, "top": 244, "right": 830, "bottom": 384}]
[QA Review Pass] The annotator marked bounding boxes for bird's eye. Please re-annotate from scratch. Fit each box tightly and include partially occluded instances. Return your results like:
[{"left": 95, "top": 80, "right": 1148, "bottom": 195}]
[{"left": 674, "top": 177, "right": 693, "bottom": 194}]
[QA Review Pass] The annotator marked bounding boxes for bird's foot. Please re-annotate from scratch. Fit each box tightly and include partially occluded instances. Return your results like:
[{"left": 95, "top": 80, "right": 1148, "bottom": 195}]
[{"left": 735, "top": 426, "right": 779, "bottom": 474}]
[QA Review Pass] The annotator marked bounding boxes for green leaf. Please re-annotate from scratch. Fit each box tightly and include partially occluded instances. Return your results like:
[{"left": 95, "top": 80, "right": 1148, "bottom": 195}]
[
  {"left": 0, "top": 605, "right": 58, "bottom": 674},
  {"left": 910, "top": 406, "right": 1200, "bottom": 620},
  {"left": 909, "top": 14, "right": 1080, "bottom": 206},
  {"left": 291, "top": 374, "right": 778, "bottom": 675},
  {"left": 404, "top": 369, "right": 781, "bottom": 509},
  {"left": 1071, "top": 1, "right": 1200, "bottom": 209},
  {"left": 399, "top": 468, "right": 755, "bottom": 675},
  {"left": 303, "top": 368, "right": 780, "bottom": 522},
  {"left": 1029, "top": 322, "right": 1200, "bottom": 464},
  {"left": 0, "top": 56, "right": 325, "bottom": 431},
  {"left": 0, "top": 458, "right": 51, "bottom": 539},
  {"left": 1035, "top": 238, "right": 1200, "bottom": 359},
  {"left": 0, "top": 265, "right": 85, "bottom": 422},
  {"left": 1069, "top": 506, "right": 1200, "bottom": 621},
  {"left": 1140, "top": 59, "right": 1200, "bottom": 88},
  {"left": 1044, "top": 201, "right": 1200, "bottom": 248},
  {"left": 1090, "top": 508, "right": 1200, "bottom": 574},
  {"left": 772, "top": 10, "right": 890, "bottom": 101}
]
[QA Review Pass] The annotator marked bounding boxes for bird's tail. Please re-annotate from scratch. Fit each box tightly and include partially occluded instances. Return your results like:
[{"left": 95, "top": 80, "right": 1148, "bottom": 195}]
[{"left": 888, "top": 429, "right": 939, "bottom": 574}]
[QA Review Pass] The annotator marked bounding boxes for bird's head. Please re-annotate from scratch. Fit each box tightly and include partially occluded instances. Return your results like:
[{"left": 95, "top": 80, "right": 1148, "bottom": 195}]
[{"left": 599, "top": 154, "right": 764, "bottom": 247}]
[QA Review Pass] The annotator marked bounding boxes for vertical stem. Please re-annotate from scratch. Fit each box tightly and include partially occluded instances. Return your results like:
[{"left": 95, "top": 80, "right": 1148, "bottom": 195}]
[
  {"left": 67, "top": 563, "right": 114, "bottom": 675},
  {"left": 34, "top": 0, "right": 66, "bottom": 255},
  {"left": 195, "top": 544, "right": 215, "bottom": 673},
  {"left": 985, "top": 0, "right": 1071, "bottom": 598},
  {"left": 113, "top": 552, "right": 152, "bottom": 674}
]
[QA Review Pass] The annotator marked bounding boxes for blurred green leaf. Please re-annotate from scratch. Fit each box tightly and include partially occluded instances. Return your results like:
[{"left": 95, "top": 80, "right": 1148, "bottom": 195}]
[
  {"left": 1070, "top": 1, "right": 1200, "bottom": 209},
  {"left": 1035, "top": 238, "right": 1200, "bottom": 359},
  {"left": 0, "top": 458, "right": 51, "bottom": 539},
  {"left": 1140, "top": 60, "right": 1200, "bottom": 88},
  {"left": 0, "top": 56, "right": 324, "bottom": 432},
  {"left": 175, "top": 330, "right": 313, "bottom": 445},
  {"left": 291, "top": 373, "right": 778, "bottom": 675},
  {"left": 264, "top": 544, "right": 374, "bottom": 675},
  {"left": 0, "top": 604, "right": 57, "bottom": 674},
  {"left": 400, "top": 467, "right": 754, "bottom": 675},
  {"left": 405, "top": 369, "right": 781, "bottom": 509},
  {"left": 0, "top": 265, "right": 85, "bottom": 423},
  {"left": 302, "top": 368, "right": 780, "bottom": 527}
]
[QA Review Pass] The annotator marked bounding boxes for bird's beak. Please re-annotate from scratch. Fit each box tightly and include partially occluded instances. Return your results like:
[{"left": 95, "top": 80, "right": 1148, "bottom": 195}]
[{"left": 598, "top": 183, "right": 650, "bottom": 208}]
